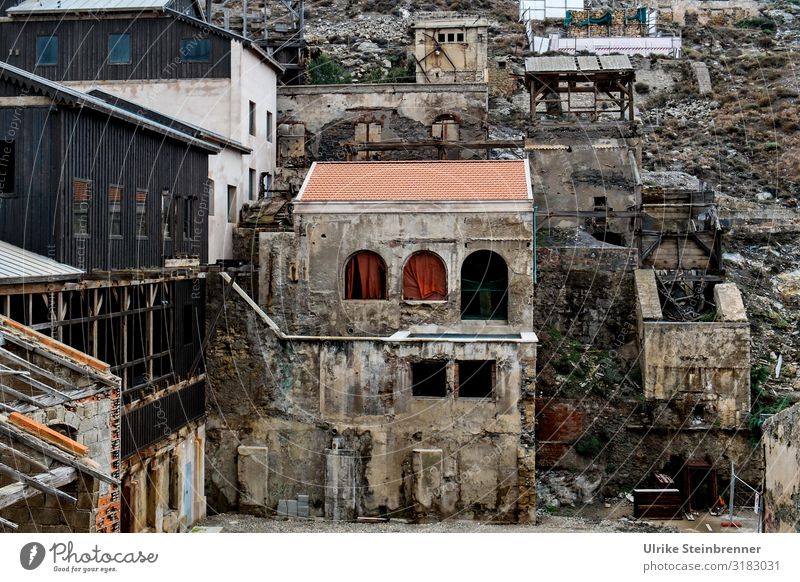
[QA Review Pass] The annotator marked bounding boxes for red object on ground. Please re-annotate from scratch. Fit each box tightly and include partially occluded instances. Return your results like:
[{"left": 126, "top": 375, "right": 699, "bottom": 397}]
[{"left": 720, "top": 521, "right": 742, "bottom": 528}]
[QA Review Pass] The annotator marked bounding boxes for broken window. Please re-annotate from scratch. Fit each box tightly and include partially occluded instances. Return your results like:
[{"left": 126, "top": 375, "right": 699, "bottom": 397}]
[
  {"left": 457, "top": 360, "right": 494, "bottom": 399},
  {"left": 344, "top": 251, "right": 386, "bottom": 300},
  {"left": 72, "top": 179, "right": 92, "bottom": 237},
  {"left": 0, "top": 140, "right": 15, "bottom": 198},
  {"left": 457, "top": 32, "right": 465, "bottom": 42},
  {"left": 248, "top": 101, "right": 256, "bottom": 136},
  {"left": 461, "top": 250, "right": 508, "bottom": 320},
  {"left": 412, "top": 361, "right": 447, "bottom": 397},
  {"left": 109, "top": 184, "right": 123, "bottom": 237},
  {"left": 135, "top": 189, "right": 148, "bottom": 238},
  {"left": 403, "top": 251, "right": 447, "bottom": 300},
  {"left": 432, "top": 114, "right": 460, "bottom": 142}
]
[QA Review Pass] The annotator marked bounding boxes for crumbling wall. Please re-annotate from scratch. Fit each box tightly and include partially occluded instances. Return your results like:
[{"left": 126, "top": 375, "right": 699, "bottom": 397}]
[
  {"left": 636, "top": 270, "right": 751, "bottom": 429},
  {"left": 263, "top": 208, "right": 534, "bottom": 337},
  {"left": 528, "top": 136, "right": 641, "bottom": 245},
  {"left": 656, "top": 0, "right": 759, "bottom": 26},
  {"left": 204, "top": 273, "right": 537, "bottom": 521},
  {"left": 763, "top": 402, "right": 800, "bottom": 533}
]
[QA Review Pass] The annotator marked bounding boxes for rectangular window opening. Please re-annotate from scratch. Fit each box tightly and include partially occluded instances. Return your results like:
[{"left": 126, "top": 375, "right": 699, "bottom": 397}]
[
  {"left": 180, "top": 37, "right": 211, "bottom": 63},
  {"left": 227, "top": 185, "right": 237, "bottom": 223},
  {"left": 108, "top": 184, "right": 123, "bottom": 238},
  {"left": 36, "top": 35, "right": 58, "bottom": 66},
  {"left": 72, "top": 179, "right": 92, "bottom": 237},
  {"left": 437, "top": 33, "right": 445, "bottom": 42},
  {"left": 206, "top": 179, "right": 215, "bottom": 216},
  {"left": 447, "top": 33, "right": 455, "bottom": 42},
  {"left": 457, "top": 360, "right": 494, "bottom": 399},
  {"left": 248, "top": 169, "right": 256, "bottom": 201},
  {"left": 412, "top": 361, "right": 447, "bottom": 398},
  {"left": 0, "top": 140, "right": 15, "bottom": 198},
  {"left": 108, "top": 33, "right": 131, "bottom": 64},
  {"left": 161, "top": 188, "right": 172, "bottom": 240},
  {"left": 182, "top": 197, "right": 193, "bottom": 241},
  {"left": 248, "top": 101, "right": 256, "bottom": 136},
  {"left": 457, "top": 32, "right": 465, "bottom": 42},
  {"left": 266, "top": 110, "right": 273, "bottom": 142},
  {"left": 261, "top": 172, "right": 271, "bottom": 198},
  {"left": 135, "top": 189, "right": 148, "bottom": 238}
]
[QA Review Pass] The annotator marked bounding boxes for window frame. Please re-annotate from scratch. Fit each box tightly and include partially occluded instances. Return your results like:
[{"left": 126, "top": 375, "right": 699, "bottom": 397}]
[
  {"left": 161, "top": 188, "right": 173, "bottom": 241},
  {"left": 460, "top": 250, "right": 509, "bottom": 321},
  {"left": 180, "top": 37, "right": 211, "bottom": 63},
  {"left": 108, "top": 184, "right": 123, "bottom": 239},
  {"left": 411, "top": 360, "right": 448, "bottom": 398},
  {"left": 248, "top": 101, "right": 256, "bottom": 136},
  {"left": 402, "top": 250, "right": 448, "bottom": 302},
  {"left": 266, "top": 110, "right": 273, "bottom": 142},
  {"left": 135, "top": 189, "right": 148, "bottom": 239},
  {"left": 72, "top": 179, "right": 92, "bottom": 239},
  {"left": 455, "top": 360, "right": 495, "bottom": 400},
  {"left": 227, "top": 184, "right": 237, "bottom": 223},
  {"left": 343, "top": 250, "right": 387, "bottom": 301},
  {"left": 35, "top": 35, "right": 58, "bottom": 66},
  {"left": 108, "top": 33, "right": 132, "bottom": 65}
]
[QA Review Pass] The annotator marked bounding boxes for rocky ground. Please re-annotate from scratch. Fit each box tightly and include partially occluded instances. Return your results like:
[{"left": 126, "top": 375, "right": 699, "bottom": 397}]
[{"left": 199, "top": 510, "right": 674, "bottom": 533}]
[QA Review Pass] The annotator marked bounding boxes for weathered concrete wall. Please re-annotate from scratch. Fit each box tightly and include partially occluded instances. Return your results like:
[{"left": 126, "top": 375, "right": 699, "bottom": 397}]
[
  {"left": 635, "top": 270, "right": 751, "bottom": 429},
  {"left": 261, "top": 207, "right": 534, "bottom": 337},
  {"left": 528, "top": 136, "right": 641, "bottom": 244},
  {"left": 123, "top": 421, "right": 206, "bottom": 533},
  {"left": 278, "top": 83, "right": 488, "bottom": 167},
  {"left": 763, "top": 403, "right": 800, "bottom": 533},
  {"left": 204, "top": 274, "right": 537, "bottom": 522}
]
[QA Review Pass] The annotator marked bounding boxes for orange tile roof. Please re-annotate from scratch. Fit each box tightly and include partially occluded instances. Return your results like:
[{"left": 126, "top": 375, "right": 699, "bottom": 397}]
[{"left": 297, "top": 160, "right": 531, "bottom": 202}]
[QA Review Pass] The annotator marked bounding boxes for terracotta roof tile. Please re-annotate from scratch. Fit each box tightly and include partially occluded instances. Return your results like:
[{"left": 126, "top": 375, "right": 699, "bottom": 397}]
[{"left": 298, "top": 160, "right": 530, "bottom": 202}]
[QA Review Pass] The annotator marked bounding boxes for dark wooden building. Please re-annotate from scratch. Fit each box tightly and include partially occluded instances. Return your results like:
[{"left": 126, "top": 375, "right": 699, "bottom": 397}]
[{"left": 0, "top": 61, "right": 211, "bottom": 531}]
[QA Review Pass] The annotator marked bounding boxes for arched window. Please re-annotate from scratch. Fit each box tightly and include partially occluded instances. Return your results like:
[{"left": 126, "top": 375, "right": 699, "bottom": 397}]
[
  {"left": 403, "top": 251, "right": 447, "bottom": 300},
  {"left": 344, "top": 251, "right": 386, "bottom": 300},
  {"left": 461, "top": 250, "right": 508, "bottom": 320}
]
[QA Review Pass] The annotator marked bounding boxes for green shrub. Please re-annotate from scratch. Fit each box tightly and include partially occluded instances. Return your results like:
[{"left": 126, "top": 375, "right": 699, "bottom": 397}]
[
  {"left": 308, "top": 53, "right": 351, "bottom": 85},
  {"left": 735, "top": 17, "right": 777, "bottom": 31},
  {"left": 574, "top": 433, "right": 603, "bottom": 457}
]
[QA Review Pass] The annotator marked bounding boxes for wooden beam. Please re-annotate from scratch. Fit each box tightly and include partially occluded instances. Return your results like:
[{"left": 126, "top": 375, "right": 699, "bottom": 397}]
[
  {"left": 0, "top": 440, "right": 50, "bottom": 472},
  {"left": 0, "top": 346, "right": 74, "bottom": 387},
  {"left": 0, "top": 363, "right": 71, "bottom": 401},
  {"left": 0, "top": 383, "right": 49, "bottom": 408},
  {"left": 0, "top": 466, "right": 77, "bottom": 510},
  {"left": 0, "top": 422, "right": 118, "bottom": 486},
  {"left": 0, "top": 462, "right": 77, "bottom": 504},
  {"left": 8, "top": 412, "right": 89, "bottom": 457},
  {"left": 0, "top": 514, "right": 18, "bottom": 529}
]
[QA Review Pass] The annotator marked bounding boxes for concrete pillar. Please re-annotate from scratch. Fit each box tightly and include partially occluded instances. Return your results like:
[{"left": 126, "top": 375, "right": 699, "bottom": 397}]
[
  {"left": 237, "top": 445, "right": 269, "bottom": 514},
  {"left": 324, "top": 440, "right": 358, "bottom": 521}
]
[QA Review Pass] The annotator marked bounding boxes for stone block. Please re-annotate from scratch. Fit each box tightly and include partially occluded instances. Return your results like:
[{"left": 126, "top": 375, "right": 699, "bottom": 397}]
[
  {"left": 237, "top": 446, "right": 269, "bottom": 509},
  {"left": 715, "top": 283, "right": 747, "bottom": 322}
]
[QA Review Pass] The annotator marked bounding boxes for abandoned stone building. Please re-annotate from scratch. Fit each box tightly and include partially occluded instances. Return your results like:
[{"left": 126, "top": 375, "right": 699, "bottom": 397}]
[
  {"left": 413, "top": 15, "right": 489, "bottom": 84},
  {"left": 0, "top": 315, "right": 120, "bottom": 532},
  {"left": 206, "top": 159, "right": 538, "bottom": 522},
  {"left": 762, "top": 402, "right": 800, "bottom": 533}
]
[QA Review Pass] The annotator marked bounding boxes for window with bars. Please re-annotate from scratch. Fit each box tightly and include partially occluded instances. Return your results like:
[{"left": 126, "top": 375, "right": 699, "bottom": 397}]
[
  {"left": 109, "top": 184, "right": 123, "bottom": 237},
  {"left": 72, "top": 179, "right": 92, "bottom": 237},
  {"left": 136, "top": 189, "right": 148, "bottom": 238}
]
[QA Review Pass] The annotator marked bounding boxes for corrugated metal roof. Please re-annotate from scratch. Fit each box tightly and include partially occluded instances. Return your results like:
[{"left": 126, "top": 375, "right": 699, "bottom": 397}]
[
  {"left": 0, "top": 240, "right": 84, "bottom": 284},
  {"left": 7, "top": 0, "right": 170, "bottom": 14},
  {"left": 525, "top": 54, "right": 633, "bottom": 73},
  {"left": 0, "top": 61, "right": 221, "bottom": 153}
]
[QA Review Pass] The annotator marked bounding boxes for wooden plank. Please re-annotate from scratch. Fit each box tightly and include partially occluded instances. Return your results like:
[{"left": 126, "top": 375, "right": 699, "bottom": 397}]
[
  {"left": 0, "top": 363, "right": 71, "bottom": 401},
  {"left": 0, "top": 346, "right": 74, "bottom": 387},
  {"left": 0, "top": 466, "right": 77, "bottom": 510},
  {"left": 0, "top": 514, "right": 18, "bottom": 529},
  {"left": 0, "top": 383, "right": 49, "bottom": 408},
  {"left": 8, "top": 413, "right": 89, "bottom": 457},
  {"left": 0, "top": 440, "right": 50, "bottom": 472},
  {"left": 0, "top": 462, "right": 77, "bottom": 504},
  {"left": 0, "top": 423, "right": 118, "bottom": 485}
]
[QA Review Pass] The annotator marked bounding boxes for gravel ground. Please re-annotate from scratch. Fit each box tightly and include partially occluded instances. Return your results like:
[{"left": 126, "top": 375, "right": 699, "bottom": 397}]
[{"left": 197, "top": 512, "right": 675, "bottom": 534}]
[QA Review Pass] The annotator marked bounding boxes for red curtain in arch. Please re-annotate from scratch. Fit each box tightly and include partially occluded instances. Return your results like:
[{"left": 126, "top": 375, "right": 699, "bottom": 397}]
[
  {"left": 345, "top": 252, "right": 386, "bottom": 299},
  {"left": 403, "top": 253, "right": 447, "bottom": 300}
]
